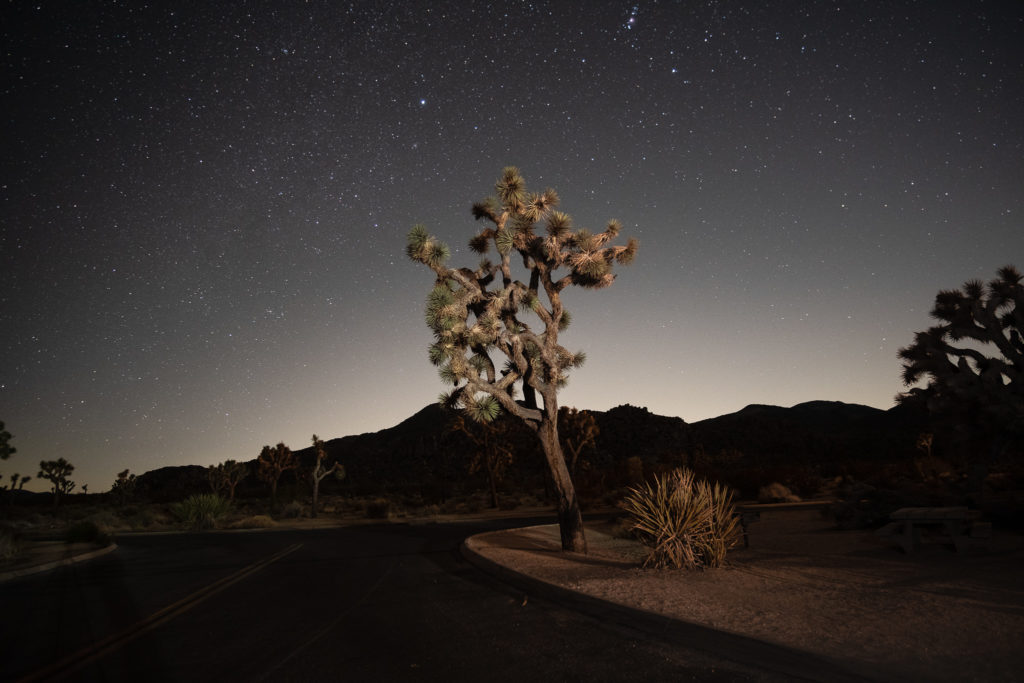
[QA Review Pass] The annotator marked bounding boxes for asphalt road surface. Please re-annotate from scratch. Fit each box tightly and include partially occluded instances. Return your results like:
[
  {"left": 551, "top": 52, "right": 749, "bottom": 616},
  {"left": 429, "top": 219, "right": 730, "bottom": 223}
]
[{"left": 2, "top": 518, "right": 791, "bottom": 682}]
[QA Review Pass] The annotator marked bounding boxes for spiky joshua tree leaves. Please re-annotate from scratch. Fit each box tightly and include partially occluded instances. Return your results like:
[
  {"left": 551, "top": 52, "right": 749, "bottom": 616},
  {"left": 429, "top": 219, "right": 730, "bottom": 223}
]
[
  {"left": 406, "top": 167, "right": 637, "bottom": 552},
  {"left": 897, "top": 265, "right": 1023, "bottom": 462}
]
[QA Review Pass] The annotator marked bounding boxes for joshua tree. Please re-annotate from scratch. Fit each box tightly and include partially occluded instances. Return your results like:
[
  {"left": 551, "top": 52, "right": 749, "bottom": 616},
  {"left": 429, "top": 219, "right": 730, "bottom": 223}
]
[
  {"left": 38, "top": 458, "right": 75, "bottom": 509},
  {"left": 9, "top": 473, "right": 30, "bottom": 490},
  {"left": 257, "top": 442, "right": 296, "bottom": 507},
  {"left": 446, "top": 414, "right": 515, "bottom": 509},
  {"left": 406, "top": 167, "right": 637, "bottom": 552},
  {"left": 0, "top": 421, "right": 14, "bottom": 461},
  {"left": 559, "top": 407, "right": 599, "bottom": 480},
  {"left": 208, "top": 460, "right": 248, "bottom": 502},
  {"left": 309, "top": 435, "right": 345, "bottom": 518},
  {"left": 110, "top": 469, "right": 138, "bottom": 506},
  {"left": 897, "top": 265, "right": 1023, "bottom": 470},
  {"left": 2, "top": 473, "right": 30, "bottom": 505}
]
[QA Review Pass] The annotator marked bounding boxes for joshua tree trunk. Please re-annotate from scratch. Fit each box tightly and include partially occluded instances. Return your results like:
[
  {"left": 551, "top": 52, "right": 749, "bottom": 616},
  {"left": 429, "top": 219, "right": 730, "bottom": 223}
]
[{"left": 538, "top": 416, "right": 587, "bottom": 553}]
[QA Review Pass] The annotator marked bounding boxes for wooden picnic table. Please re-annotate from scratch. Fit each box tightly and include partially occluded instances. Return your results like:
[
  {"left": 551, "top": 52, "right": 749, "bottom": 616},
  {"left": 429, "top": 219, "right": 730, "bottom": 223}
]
[{"left": 876, "top": 506, "right": 989, "bottom": 554}]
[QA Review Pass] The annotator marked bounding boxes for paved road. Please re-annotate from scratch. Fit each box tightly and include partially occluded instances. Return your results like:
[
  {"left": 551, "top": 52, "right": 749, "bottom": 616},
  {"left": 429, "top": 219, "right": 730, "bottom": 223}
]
[{"left": 1, "top": 519, "right": 787, "bottom": 682}]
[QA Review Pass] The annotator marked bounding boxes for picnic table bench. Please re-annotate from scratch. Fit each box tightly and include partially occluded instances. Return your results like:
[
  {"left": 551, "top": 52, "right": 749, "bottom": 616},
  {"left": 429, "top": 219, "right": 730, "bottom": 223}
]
[{"left": 875, "top": 506, "right": 991, "bottom": 554}]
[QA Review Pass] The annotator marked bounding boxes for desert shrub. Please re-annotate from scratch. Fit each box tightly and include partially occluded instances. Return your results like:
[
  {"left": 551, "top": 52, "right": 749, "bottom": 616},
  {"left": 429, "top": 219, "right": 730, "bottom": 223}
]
[
  {"left": 85, "top": 509, "right": 125, "bottom": 532},
  {"left": 65, "top": 520, "right": 112, "bottom": 545},
  {"left": 1, "top": 525, "right": 22, "bottom": 560},
  {"left": 621, "top": 467, "right": 741, "bottom": 570},
  {"left": 228, "top": 515, "right": 278, "bottom": 529},
  {"left": 758, "top": 482, "right": 801, "bottom": 504},
  {"left": 280, "top": 500, "right": 303, "bottom": 519},
  {"left": 173, "top": 493, "right": 230, "bottom": 530},
  {"left": 125, "top": 505, "right": 175, "bottom": 530},
  {"left": 365, "top": 498, "right": 391, "bottom": 519},
  {"left": 413, "top": 504, "right": 440, "bottom": 517}
]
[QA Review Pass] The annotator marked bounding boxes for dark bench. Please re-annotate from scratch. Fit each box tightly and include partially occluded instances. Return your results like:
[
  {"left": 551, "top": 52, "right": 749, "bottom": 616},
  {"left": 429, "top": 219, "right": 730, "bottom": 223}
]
[{"left": 875, "top": 506, "right": 990, "bottom": 554}]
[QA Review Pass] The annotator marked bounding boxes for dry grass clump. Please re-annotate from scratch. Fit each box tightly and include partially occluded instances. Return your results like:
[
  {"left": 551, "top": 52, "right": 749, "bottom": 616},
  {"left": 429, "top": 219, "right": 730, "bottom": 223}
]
[
  {"left": 621, "top": 467, "right": 742, "bottom": 570},
  {"left": 228, "top": 515, "right": 278, "bottom": 529},
  {"left": 758, "top": 482, "right": 801, "bottom": 503}
]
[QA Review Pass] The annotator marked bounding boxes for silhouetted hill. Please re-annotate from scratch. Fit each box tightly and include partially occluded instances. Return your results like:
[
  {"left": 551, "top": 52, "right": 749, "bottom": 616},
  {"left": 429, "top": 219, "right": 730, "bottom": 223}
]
[
  {"left": 120, "top": 400, "right": 928, "bottom": 502},
  {"left": 687, "top": 400, "right": 927, "bottom": 467},
  {"left": 135, "top": 465, "right": 209, "bottom": 503},
  {"left": 588, "top": 404, "right": 688, "bottom": 468}
]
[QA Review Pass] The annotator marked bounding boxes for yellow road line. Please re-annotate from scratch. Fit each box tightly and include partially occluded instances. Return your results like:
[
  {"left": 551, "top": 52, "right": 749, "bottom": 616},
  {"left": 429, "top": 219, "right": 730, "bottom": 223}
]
[{"left": 18, "top": 542, "right": 304, "bottom": 682}]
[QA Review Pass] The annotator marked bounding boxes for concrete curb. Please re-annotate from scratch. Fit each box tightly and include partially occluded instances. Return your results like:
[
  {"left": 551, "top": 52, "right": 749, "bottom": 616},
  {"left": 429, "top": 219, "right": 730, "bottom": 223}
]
[
  {"left": 461, "top": 527, "right": 880, "bottom": 683},
  {"left": 0, "top": 543, "right": 118, "bottom": 583}
]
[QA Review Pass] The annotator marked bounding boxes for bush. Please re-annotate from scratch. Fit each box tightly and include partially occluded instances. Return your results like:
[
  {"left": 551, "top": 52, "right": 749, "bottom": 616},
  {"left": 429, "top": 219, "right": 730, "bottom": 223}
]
[
  {"left": 1, "top": 526, "right": 22, "bottom": 560},
  {"left": 173, "top": 493, "right": 231, "bottom": 530},
  {"left": 65, "top": 520, "right": 112, "bottom": 546},
  {"left": 758, "top": 482, "right": 801, "bottom": 504},
  {"left": 280, "top": 500, "right": 303, "bottom": 519},
  {"left": 621, "top": 467, "right": 741, "bottom": 570},
  {"left": 365, "top": 498, "right": 391, "bottom": 519}
]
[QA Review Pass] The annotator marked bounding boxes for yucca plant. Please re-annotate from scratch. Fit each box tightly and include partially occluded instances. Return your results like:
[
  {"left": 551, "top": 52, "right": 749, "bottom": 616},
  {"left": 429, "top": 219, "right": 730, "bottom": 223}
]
[
  {"left": 621, "top": 467, "right": 741, "bottom": 570},
  {"left": 173, "top": 493, "right": 231, "bottom": 531}
]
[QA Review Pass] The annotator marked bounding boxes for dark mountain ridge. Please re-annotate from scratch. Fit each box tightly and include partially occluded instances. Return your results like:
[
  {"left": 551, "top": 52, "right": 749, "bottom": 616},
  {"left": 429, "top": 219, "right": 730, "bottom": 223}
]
[{"left": 124, "top": 400, "right": 925, "bottom": 502}]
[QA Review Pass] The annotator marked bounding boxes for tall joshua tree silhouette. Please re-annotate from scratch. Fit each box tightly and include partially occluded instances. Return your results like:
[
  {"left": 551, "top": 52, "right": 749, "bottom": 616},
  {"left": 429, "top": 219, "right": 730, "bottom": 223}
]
[
  {"left": 897, "top": 264, "right": 1023, "bottom": 468},
  {"left": 407, "top": 167, "right": 637, "bottom": 552},
  {"left": 258, "top": 442, "right": 296, "bottom": 508}
]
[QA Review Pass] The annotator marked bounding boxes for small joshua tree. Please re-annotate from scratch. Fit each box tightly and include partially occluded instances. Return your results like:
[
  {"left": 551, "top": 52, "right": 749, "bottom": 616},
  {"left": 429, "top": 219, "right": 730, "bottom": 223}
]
[
  {"left": 309, "top": 435, "right": 344, "bottom": 518},
  {"left": 407, "top": 167, "right": 637, "bottom": 552},
  {"left": 38, "top": 458, "right": 75, "bottom": 509},
  {"left": 559, "top": 407, "right": 599, "bottom": 480},
  {"left": 897, "top": 265, "right": 1023, "bottom": 468},
  {"left": 258, "top": 442, "right": 296, "bottom": 507},
  {"left": 2, "top": 473, "right": 30, "bottom": 506},
  {"left": 208, "top": 460, "right": 248, "bottom": 502},
  {"left": 446, "top": 414, "right": 515, "bottom": 509},
  {"left": 110, "top": 469, "right": 138, "bottom": 506},
  {"left": 0, "top": 421, "right": 15, "bottom": 461}
]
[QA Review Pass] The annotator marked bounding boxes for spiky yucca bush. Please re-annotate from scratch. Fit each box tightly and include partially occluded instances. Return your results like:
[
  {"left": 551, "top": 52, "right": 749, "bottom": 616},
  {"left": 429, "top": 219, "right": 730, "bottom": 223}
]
[
  {"left": 173, "top": 493, "right": 231, "bottom": 531},
  {"left": 621, "top": 467, "right": 742, "bottom": 570}
]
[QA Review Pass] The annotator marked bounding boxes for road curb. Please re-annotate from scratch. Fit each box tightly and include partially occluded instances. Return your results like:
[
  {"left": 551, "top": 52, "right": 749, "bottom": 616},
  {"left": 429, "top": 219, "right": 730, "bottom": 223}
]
[
  {"left": 0, "top": 543, "right": 118, "bottom": 583},
  {"left": 461, "top": 527, "right": 878, "bottom": 683}
]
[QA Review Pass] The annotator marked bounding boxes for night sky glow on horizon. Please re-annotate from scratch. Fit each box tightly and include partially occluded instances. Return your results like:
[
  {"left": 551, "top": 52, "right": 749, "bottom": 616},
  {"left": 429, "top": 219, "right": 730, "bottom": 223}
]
[{"left": 2, "top": 1, "right": 1022, "bottom": 492}]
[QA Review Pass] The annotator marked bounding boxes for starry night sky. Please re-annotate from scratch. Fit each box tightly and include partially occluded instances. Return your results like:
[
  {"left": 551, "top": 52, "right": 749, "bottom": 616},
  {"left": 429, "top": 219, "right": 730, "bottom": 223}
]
[{"left": 2, "top": 1, "right": 1022, "bottom": 493}]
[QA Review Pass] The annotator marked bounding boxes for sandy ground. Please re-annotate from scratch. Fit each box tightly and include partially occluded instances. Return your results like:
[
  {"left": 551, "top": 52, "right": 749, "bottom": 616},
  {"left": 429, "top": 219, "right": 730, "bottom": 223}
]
[{"left": 468, "top": 507, "right": 1024, "bottom": 683}]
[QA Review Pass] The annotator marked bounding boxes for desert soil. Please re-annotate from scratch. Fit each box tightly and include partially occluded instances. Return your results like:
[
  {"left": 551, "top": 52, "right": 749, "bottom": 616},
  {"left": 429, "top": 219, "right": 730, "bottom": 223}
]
[{"left": 469, "top": 506, "right": 1024, "bottom": 683}]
